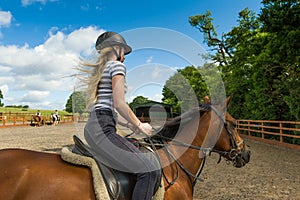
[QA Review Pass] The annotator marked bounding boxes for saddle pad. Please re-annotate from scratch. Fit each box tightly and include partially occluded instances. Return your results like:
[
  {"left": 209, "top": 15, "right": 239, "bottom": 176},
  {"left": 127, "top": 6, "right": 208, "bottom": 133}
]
[
  {"left": 61, "top": 147, "right": 110, "bottom": 200},
  {"left": 61, "top": 147, "right": 165, "bottom": 200}
]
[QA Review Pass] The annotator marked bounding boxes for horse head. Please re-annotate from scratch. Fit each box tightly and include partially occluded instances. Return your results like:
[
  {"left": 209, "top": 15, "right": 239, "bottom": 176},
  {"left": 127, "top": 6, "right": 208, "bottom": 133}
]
[{"left": 212, "top": 97, "right": 251, "bottom": 168}]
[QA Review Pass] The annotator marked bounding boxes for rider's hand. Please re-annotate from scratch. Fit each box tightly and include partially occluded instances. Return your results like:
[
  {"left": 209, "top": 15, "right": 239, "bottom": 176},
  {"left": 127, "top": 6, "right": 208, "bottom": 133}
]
[
  {"left": 138, "top": 122, "right": 153, "bottom": 136},
  {"left": 127, "top": 123, "right": 137, "bottom": 132}
]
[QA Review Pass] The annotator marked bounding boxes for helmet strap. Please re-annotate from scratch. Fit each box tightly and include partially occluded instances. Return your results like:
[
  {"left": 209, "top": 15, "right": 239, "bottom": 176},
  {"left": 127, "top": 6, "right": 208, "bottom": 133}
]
[{"left": 112, "top": 46, "right": 122, "bottom": 61}]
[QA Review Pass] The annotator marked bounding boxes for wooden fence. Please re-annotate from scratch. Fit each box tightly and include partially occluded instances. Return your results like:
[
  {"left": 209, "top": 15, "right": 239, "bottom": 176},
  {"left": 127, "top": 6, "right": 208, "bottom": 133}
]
[
  {"left": 237, "top": 120, "right": 300, "bottom": 150},
  {"left": 0, "top": 113, "right": 74, "bottom": 128},
  {"left": 1, "top": 113, "right": 300, "bottom": 151}
]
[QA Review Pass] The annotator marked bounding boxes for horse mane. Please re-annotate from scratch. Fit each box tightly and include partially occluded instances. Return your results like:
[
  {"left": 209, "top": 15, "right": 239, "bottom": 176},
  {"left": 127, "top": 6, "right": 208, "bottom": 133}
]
[{"left": 149, "top": 104, "right": 211, "bottom": 142}]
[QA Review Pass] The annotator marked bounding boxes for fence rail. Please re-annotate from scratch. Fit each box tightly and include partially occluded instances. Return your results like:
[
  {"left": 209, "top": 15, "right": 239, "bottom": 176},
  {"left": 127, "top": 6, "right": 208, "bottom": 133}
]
[
  {"left": 0, "top": 113, "right": 74, "bottom": 127},
  {"left": 1, "top": 113, "right": 300, "bottom": 151},
  {"left": 237, "top": 119, "right": 300, "bottom": 150}
]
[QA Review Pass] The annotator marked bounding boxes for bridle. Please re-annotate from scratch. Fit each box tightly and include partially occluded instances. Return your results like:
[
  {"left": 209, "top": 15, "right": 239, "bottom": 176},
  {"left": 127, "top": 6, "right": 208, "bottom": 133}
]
[
  {"left": 145, "top": 104, "right": 245, "bottom": 189},
  {"left": 209, "top": 105, "right": 245, "bottom": 161}
]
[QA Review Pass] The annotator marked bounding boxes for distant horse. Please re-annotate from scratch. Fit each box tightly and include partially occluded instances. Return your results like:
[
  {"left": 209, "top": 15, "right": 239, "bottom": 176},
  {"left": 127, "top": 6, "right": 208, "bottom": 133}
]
[
  {"left": 31, "top": 115, "right": 44, "bottom": 126},
  {"left": 0, "top": 97, "right": 250, "bottom": 200},
  {"left": 51, "top": 114, "right": 60, "bottom": 126}
]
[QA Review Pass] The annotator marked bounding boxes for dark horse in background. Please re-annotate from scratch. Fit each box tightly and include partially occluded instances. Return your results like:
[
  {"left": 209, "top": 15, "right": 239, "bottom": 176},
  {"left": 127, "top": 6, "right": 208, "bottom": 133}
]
[
  {"left": 31, "top": 115, "right": 44, "bottom": 127},
  {"left": 51, "top": 114, "right": 60, "bottom": 126},
  {"left": 0, "top": 97, "right": 250, "bottom": 200}
]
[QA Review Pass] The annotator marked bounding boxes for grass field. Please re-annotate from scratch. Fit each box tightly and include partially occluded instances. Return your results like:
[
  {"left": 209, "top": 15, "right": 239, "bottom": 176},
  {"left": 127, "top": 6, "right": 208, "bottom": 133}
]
[{"left": 0, "top": 107, "right": 71, "bottom": 116}]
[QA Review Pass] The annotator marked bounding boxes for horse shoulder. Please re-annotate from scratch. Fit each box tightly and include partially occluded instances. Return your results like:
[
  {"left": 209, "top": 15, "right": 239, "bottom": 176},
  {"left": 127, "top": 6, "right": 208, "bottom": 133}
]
[
  {"left": 164, "top": 180, "right": 193, "bottom": 200},
  {"left": 0, "top": 149, "right": 96, "bottom": 200}
]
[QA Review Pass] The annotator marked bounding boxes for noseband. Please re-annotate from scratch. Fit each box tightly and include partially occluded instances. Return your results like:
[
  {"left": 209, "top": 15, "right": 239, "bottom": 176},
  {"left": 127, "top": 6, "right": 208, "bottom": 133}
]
[
  {"left": 209, "top": 105, "right": 245, "bottom": 161},
  {"left": 146, "top": 104, "right": 244, "bottom": 188}
]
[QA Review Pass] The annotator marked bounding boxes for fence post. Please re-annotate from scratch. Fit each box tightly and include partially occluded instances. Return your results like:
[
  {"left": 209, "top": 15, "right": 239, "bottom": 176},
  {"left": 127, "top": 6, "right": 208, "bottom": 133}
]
[
  {"left": 3, "top": 116, "right": 6, "bottom": 126},
  {"left": 13, "top": 116, "right": 16, "bottom": 125},
  {"left": 262, "top": 121, "right": 264, "bottom": 139},
  {"left": 279, "top": 122, "right": 283, "bottom": 143},
  {"left": 248, "top": 121, "right": 251, "bottom": 136}
]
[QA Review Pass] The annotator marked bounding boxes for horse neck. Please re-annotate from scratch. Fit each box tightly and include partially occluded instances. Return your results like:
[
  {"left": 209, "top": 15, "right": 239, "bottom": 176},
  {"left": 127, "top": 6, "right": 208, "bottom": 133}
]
[{"left": 165, "top": 111, "right": 211, "bottom": 177}]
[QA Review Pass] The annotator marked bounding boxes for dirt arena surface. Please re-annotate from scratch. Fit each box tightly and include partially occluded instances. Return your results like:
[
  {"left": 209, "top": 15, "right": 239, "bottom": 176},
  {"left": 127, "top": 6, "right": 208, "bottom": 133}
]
[{"left": 1, "top": 124, "right": 299, "bottom": 200}]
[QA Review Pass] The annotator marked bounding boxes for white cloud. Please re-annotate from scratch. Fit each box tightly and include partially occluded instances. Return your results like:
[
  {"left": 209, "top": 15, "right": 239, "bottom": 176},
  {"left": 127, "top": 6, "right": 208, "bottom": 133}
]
[
  {"left": 0, "top": 75, "right": 14, "bottom": 84},
  {"left": 80, "top": 4, "right": 90, "bottom": 11},
  {"left": 43, "top": 26, "right": 103, "bottom": 56},
  {"left": 151, "top": 64, "right": 162, "bottom": 79},
  {"left": 21, "top": 91, "right": 49, "bottom": 102},
  {"left": 13, "top": 74, "right": 70, "bottom": 91},
  {"left": 0, "top": 26, "right": 105, "bottom": 109},
  {"left": 0, "top": 84, "right": 9, "bottom": 95},
  {"left": 0, "top": 11, "right": 13, "bottom": 39},
  {"left": 96, "top": 6, "right": 103, "bottom": 11},
  {"left": 0, "top": 65, "right": 12, "bottom": 73},
  {"left": 22, "top": 0, "right": 41, "bottom": 6},
  {"left": 146, "top": 56, "right": 153, "bottom": 64},
  {"left": 0, "top": 11, "right": 12, "bottom": 27},
  {"left": 151, "top": 64, "right": 175, "bottom": 79},
  {"left": 21, "top": 0, "right": 57, "bottom": 7},
  {"left": 152, "top": 93, "right": 163, "bottom": 102}
]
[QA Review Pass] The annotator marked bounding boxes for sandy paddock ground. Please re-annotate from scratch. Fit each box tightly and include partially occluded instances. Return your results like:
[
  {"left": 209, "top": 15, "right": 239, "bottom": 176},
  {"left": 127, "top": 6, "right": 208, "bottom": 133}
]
[{"left": 0, "top": 124, "right": 299, "bottom": 200}]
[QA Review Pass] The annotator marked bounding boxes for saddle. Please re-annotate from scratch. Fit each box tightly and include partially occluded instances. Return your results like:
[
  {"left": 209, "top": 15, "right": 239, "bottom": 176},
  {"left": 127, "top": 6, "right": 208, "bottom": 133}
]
[{"left": 71, "top": 135, "right": 162, "bottom": 200}]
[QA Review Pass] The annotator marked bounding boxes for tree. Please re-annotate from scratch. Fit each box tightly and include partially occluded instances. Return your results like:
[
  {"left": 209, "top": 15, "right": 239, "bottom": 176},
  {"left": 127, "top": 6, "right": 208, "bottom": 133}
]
[
  {"left": 190, "top": 8, "right": 262, "bottom": 119},
  {"left": 189, "top": 0, "right": 300, "bottom": 120},
  {"left": 0, "top": 89, "right": 3, "bottom": 107},
  {"left": 65, "top": 91, "right": 86, "bottom": 114},
  {"left": 162, "top": 66, "right": 209, "bottom": 114},
  {"left": 259, "top": 0, "right": 300, "bottom": 120},
  {"left": 128, "top": 96, "right": 152, "bottom": 110}
]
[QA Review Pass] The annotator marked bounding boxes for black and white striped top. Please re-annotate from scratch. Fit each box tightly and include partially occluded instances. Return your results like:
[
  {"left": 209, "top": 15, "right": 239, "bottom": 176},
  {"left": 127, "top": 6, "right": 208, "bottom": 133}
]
[{"left": 94, "top": 61, "right": 126, "bottom": 110}]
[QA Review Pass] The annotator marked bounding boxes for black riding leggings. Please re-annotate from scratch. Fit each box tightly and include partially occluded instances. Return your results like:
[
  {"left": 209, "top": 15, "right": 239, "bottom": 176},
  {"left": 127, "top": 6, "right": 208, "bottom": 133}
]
[{"left": 84, "top": 109, "right": 159, "bottom": 200}]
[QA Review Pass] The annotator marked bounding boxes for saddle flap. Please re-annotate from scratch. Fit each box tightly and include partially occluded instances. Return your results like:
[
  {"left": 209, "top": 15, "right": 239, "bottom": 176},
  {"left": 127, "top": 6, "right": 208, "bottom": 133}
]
[
  {"left": 71, "top": 135, "right": 162, "bottom": 200},
  {"left": 72, "top": 135, "right": 122, "bottom": 199},
  {"left": 98, "top": 163, "right": 123, "bottom": 199}
]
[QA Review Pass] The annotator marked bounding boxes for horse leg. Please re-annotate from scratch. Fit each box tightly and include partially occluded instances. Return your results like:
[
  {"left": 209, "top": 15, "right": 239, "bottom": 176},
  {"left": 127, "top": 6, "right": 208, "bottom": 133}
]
[
  {"left": 53, "top": 118, "right": 57, "bottom": 126},
  {"left": 54, "top": 117, "right": 58, "bottom": 126}
]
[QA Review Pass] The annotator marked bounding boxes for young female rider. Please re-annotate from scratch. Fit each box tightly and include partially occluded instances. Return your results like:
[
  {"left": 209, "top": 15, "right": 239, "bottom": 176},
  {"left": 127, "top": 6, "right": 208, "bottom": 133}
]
[{"left": 80, "top": 31, "right": 159, "bottom": 200}]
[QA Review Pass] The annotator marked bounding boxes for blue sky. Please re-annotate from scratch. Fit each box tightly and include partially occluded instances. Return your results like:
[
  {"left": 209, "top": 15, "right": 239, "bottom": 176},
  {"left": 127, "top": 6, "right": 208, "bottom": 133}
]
[{"left": 0, "top": 0, "right": 262, "bottom": 110}]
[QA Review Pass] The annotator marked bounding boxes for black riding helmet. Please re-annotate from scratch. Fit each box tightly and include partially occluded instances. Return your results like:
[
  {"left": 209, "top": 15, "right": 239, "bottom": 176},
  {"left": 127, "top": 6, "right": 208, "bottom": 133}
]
[{"left": 95, "top": 31, "right": 132, "bottom": 55}]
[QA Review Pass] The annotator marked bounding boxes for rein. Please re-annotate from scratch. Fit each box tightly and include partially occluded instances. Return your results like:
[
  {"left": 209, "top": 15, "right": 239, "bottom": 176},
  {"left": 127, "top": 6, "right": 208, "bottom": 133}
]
[{"left": 143, "top": 104, "right": 243, "bottom": 188}]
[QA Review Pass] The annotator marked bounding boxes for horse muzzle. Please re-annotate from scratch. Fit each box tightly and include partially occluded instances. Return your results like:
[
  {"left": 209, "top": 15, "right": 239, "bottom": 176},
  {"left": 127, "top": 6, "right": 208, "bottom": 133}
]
[{"left": 233, "top": 145, "right": 251, "bottom": 168}]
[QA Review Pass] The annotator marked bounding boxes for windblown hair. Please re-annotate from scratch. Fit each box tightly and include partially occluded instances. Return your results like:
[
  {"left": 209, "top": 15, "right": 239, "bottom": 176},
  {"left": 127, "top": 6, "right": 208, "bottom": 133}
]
[{"left": 77, "top": 47, "right": 115, "bottom": 110}]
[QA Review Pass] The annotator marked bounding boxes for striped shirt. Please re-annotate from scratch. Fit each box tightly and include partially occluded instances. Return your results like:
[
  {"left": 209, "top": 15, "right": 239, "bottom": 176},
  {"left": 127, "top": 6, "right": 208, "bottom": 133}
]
[{"left": 94, "top": 61, "right": 126, "bottom": 110}]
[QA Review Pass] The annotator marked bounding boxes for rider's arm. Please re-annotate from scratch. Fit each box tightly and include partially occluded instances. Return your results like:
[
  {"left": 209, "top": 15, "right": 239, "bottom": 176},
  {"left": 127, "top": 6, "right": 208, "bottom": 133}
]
[
  {"left": 117, "top": 114, "right": 137, "bottom": 132},
  {"left": 112, "top": 75, "right": 152, "bottom": 135},
  {"left": 117, "top": 114, "right": 129, "bottom": 127}
]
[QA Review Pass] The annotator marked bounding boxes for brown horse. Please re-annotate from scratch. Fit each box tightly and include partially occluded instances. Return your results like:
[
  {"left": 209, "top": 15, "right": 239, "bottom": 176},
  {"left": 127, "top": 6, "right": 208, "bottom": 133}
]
[
  {"left": 0, "top": 97, "right": 250, "bottom": 200},
  {"left": 31, "top": 115, "right": 44, "bottom": 126}
]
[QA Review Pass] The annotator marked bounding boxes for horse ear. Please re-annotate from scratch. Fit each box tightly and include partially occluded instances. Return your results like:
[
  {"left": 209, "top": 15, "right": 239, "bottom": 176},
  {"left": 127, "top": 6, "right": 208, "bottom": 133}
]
[
  {"left": 226, "top": 96, "right": 231, "bottom": 107},
  {"left": 203, "top": 95, "right": 211, "bottom": 104}
]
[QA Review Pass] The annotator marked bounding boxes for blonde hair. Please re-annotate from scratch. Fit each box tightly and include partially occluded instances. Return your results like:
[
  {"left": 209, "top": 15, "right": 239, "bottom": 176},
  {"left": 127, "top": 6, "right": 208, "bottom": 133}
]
[{"left": 77, "top": 47, "right": 115, "bottom": 109}]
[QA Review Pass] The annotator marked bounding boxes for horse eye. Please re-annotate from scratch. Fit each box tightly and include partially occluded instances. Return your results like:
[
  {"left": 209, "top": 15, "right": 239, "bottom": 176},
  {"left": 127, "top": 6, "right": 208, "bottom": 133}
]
[{"left": 232, "top": 122, "right": 237, "bottom": 128}]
